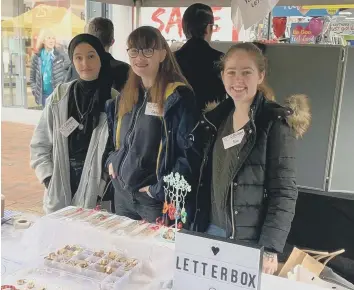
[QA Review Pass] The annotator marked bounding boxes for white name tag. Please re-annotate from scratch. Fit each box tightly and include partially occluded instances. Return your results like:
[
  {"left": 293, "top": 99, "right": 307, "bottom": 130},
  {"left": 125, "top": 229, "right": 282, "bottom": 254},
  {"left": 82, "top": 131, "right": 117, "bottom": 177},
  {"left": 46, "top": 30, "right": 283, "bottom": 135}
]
[
  {"left": 145, "top": 102, "right": 163, "bottom": 117},
  {"left": 59, "top": 117, "right": 79, "bottom": 138},
  {"left": 222, "top": 129, "right": 245, "bottom": 150}
]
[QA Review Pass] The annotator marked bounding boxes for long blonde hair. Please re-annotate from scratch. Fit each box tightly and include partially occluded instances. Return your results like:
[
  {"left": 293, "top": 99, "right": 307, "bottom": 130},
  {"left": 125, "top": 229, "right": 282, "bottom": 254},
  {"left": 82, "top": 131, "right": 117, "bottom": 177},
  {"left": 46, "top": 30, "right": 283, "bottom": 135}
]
[
  {"left": 36, "top": 28, "right": 56, "bottom": 52},
  {"left": 118, "top": 26, "right": 190, "bottom": 117}
]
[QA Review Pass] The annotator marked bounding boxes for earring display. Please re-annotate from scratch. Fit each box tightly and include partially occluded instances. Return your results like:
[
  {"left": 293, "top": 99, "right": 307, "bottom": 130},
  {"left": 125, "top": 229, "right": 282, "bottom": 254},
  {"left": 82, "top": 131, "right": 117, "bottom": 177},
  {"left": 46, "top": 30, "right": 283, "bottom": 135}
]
[{"left": 161, "top": 172, "right": 191, "bottom": 242}]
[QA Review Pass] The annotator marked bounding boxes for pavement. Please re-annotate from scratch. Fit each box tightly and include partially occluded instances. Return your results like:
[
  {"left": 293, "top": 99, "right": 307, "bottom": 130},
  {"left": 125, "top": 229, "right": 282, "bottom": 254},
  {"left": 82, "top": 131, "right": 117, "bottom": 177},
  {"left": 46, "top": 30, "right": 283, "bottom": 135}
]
[{"left": 2, "top": 120, "right": 44, "bottom": 216}]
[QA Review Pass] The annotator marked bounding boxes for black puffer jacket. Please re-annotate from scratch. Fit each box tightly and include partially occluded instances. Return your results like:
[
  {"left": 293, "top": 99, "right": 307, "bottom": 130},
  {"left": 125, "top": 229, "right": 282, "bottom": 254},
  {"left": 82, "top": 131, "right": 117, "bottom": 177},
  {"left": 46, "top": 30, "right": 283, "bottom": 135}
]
[
  {"left": 30, "top": 48, "right": 70, "bottom": 105},
  {"left": 189, "top": 92, "right": 311, "bottom": 253}
]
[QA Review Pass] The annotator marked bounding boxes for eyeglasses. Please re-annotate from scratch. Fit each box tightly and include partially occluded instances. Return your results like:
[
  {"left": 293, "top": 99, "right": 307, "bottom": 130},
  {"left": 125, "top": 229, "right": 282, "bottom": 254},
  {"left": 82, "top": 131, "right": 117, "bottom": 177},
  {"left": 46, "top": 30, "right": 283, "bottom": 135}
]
[{"left": 127, "top": 48, "right": 155, "bottom": 58}]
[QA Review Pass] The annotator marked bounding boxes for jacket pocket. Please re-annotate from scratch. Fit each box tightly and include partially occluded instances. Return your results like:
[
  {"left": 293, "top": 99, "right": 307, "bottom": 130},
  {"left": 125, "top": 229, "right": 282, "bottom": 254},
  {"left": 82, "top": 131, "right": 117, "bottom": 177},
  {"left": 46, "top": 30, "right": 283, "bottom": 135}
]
[{"left": 43, "top": 178, "right": 66, "bottom": 214}]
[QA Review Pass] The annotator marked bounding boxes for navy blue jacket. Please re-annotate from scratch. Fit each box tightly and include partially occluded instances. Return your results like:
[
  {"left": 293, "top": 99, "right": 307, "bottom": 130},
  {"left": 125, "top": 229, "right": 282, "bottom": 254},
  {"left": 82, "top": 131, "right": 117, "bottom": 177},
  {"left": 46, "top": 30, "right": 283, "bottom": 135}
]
[{"left": 106, "top": 83, "right": 198, "bottom": 204}]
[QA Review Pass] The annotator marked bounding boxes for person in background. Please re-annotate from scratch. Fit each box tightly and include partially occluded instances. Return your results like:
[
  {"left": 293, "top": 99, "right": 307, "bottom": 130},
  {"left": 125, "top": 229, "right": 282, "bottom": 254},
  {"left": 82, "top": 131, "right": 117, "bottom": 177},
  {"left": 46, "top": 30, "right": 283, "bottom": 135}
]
[
  {"left": 170, "top": 41, "right": 184, "bottom": 52},
  {"left": 65, "top": 17, "right": 129, "bottom": 93},
  {"left": 190, "top": 43, "right": 311, "bottom": 274},
  {"left": 30, "top": 28, "right": 70, "bottom": 107},
  {"left": 175, "top": 3, "right": 225, "bottom": 113},
  {"left": 30, "top": 34, "right": 118, "bottom": 214},
  {"left": 107, "top": 26, "right": 197, "bottom": 223}
]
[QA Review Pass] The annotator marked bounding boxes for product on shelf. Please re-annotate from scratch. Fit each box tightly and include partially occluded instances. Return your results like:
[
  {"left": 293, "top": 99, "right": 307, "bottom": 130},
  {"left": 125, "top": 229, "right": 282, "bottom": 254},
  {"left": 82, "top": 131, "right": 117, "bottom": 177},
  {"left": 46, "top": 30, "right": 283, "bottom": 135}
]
[
  {"left": 161, "top": 228, "right": 176, "bottom": 242},
  {"left": 47, "top": 207, "right": 85, "bottom": 219},
  {"left": 131, "top": 224, "right": 162, "bottom": 237},
  {"left": 68, "top": 209, "right": 97, "bottom": 221},
  {"left": 114, "top": 220, "right": 146, "bottom": 235},
  {"left": 1, "top": 278, "right": 51, "bottom": 290},
  {"left": 84, "top": 212, "right": 112, "bottom": 226},
  {"left": 97, "top": 215, "right": 130, "bottom": 231}
]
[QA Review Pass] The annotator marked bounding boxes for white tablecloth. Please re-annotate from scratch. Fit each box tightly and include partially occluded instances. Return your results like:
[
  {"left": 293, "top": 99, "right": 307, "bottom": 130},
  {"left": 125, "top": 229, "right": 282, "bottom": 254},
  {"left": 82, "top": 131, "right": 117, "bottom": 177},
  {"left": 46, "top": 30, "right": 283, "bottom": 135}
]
[{"left": 1, "top": 214, "right": 326, "bottom": 290}]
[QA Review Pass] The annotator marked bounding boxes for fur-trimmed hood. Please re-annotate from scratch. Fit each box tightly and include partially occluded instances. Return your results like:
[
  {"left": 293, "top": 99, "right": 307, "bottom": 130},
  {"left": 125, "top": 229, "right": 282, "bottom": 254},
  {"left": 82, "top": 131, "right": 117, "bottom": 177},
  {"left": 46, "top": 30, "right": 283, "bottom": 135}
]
[
  {"left": 284, "top": 94, "right": 311, "bottom": 139},
  {"left": 204, "top": 93, "right": 311, "bottom": 139}
]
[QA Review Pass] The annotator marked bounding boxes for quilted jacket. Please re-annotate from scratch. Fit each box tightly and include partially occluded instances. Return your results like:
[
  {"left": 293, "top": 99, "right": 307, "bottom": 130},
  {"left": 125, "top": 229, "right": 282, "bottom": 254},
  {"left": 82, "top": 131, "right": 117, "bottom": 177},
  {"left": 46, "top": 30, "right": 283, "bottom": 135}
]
[
  {"left": 30, "top": 48, "right": 70, "bottom": 105},
  {"left": 189, "top": 92, "right": 311, "bottom": 253}
]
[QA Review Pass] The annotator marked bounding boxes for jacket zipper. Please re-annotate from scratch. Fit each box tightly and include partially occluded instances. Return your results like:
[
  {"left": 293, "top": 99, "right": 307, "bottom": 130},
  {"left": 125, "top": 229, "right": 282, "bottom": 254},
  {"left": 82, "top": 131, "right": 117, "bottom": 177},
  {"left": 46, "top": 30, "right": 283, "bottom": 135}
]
[
  {"left": 193, "top": 117, "right": 216, "bottom": 230},
  {"left": 193, "top": 153, "right": 209, "bottom": 231},
  {"left": 163, "top": 118, "right": 169, "bottom": 170},
  {"left": 155, "top": 117, "right": 168, "bottom": 176},
  {"left": 230, "top": 182, "right": 235, "bottom": 239},
  {"left": 118, "top": 92, "right": 148, "bottom": 185},
  {"left": 229, "top": 108, "right": 256, "bottom": 239}
]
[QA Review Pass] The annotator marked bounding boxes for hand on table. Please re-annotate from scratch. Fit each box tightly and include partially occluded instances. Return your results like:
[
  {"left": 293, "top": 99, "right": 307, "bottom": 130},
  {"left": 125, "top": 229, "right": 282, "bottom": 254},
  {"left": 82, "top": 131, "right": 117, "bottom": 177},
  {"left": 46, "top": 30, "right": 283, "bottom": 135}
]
[{"left": 262, "top": 252, "right": 278, "bottom": 275}]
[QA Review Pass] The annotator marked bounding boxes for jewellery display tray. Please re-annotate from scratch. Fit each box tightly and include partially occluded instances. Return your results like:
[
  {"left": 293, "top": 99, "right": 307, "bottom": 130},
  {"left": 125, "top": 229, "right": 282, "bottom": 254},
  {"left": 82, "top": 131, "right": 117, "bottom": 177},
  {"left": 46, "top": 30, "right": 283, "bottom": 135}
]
[{"left": 2, "top": 245, "right": 141, "bottom": 290}]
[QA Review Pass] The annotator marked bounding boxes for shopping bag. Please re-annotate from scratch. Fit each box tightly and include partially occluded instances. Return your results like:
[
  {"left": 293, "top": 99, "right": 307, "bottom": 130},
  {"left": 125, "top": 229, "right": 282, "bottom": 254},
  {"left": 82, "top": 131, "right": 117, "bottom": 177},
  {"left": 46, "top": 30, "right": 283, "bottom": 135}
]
[
  {"left": 288, "top": 265, "right": 352, "bottom": 290},
  {"left": 320, "top": 267, "right": 354, "bottom": 290},
  {"left": 278, "top": 248, "right": 345, "bottom": 277}
]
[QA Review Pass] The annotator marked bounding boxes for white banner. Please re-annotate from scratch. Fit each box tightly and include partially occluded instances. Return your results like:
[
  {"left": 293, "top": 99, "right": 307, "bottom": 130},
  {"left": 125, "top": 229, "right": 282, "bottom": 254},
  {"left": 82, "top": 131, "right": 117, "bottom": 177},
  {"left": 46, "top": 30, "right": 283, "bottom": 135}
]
[
  {"left": 231, "top": 0, "right": 279, "bottom": 29},
  {"left": 331, "top": 22, "right": 354, "bottom": 35}
]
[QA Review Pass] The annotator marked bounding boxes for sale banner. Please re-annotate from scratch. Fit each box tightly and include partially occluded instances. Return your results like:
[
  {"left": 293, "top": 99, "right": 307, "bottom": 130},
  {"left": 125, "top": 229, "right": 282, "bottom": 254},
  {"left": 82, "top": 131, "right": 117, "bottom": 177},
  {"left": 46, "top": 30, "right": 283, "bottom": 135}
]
[{"left": 141, "top": 7, "right": 239, "bottom": 42}]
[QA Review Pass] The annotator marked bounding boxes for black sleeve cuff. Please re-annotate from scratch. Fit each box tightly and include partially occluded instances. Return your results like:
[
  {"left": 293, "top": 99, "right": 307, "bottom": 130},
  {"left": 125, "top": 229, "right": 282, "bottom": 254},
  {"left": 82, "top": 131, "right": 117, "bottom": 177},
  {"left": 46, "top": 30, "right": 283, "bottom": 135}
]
[{"left": 43, "top": 176, "right": 52, "bottom": 189}]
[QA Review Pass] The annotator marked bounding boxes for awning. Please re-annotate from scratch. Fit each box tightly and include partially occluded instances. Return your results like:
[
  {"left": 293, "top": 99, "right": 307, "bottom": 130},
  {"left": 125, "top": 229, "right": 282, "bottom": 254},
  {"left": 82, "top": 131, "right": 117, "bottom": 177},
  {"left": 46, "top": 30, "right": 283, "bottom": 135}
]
[
  {"left": 1, "top": 4, "right": 67, "bottom": 30},
  {"left": 93, "top": 0, "right": 354, "bottom": 7}
]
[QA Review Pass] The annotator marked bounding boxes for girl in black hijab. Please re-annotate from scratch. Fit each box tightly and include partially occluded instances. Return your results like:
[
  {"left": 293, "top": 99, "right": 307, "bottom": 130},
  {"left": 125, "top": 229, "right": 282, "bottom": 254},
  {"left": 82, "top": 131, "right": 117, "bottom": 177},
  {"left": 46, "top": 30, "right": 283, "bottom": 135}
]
[
  {"left": 30, "top": 34, "right": 118, "bottom": 214},
  {"left": 67, "top": 34, "right": 113, "bottom": 195}
]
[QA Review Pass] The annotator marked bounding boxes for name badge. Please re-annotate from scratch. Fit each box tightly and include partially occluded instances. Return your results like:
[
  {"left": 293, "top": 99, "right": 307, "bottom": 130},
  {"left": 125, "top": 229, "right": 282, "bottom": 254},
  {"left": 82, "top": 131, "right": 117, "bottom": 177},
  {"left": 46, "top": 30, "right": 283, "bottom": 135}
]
[
  {"left": 222, "top": 129, "right": 245, "bottom": 150},
  {"left": 59, "top": 117, "right": 79, "bottom": 138},
  {"left": 145, "top": 102, "right": 163, "bottom": 117}
]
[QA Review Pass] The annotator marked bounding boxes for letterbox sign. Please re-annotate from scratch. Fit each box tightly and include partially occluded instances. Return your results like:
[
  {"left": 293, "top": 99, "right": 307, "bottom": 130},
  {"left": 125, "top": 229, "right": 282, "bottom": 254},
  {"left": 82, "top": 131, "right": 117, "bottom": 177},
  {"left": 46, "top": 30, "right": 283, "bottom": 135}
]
[{"left": 174, "top": 230, "right": 263, "bottom": 290}]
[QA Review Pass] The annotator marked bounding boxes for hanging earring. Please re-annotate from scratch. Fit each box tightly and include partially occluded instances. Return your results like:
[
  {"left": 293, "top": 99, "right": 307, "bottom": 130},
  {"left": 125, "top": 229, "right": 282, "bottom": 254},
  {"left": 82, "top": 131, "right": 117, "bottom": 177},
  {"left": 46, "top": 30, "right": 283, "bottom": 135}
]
[
  {"left": 181, "top": 184, "right": 191, "bottom": 224},
  {"left": 168, "top": 203, "right": 176, "bottom": 220}
]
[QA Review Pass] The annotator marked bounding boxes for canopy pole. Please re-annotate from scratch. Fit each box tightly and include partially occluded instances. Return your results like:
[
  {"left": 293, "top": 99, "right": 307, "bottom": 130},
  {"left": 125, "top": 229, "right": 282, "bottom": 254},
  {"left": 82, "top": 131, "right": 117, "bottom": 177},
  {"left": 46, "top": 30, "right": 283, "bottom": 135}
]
[
  {"left": 267, "top": 12, "right": 272, "bottom": 40},
  {"left": 135, "top": 0, "right": 142, "bottom": 29},
  {"left": 85, "top": 0, "right": 89, "bottom": 23}
]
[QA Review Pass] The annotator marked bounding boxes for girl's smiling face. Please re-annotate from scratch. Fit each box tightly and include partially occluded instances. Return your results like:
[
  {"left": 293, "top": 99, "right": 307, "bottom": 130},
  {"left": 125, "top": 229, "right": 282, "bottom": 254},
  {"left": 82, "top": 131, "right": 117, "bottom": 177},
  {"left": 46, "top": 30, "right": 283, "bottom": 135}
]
[{"left": 222, "top": 50, "right": 265, "bottom": 104}]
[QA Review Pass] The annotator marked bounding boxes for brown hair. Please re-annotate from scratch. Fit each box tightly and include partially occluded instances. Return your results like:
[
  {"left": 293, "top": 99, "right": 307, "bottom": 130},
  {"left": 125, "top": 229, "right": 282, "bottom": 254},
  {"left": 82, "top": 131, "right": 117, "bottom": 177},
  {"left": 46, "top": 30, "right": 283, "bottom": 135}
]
[
  {"left": 219, "top": 42, "right": 275, "bottom": 101},
  {"left": 118, "top": 26, "right": 190, "bottom": 117},
  {"left": 86, "top": 17, "right": 114, "bottom": 48}
]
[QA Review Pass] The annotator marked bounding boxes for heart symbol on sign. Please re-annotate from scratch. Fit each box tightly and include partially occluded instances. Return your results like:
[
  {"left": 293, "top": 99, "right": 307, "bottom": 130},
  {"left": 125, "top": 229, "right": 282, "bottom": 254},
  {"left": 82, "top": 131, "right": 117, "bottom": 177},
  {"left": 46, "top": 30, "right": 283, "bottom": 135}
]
[{"left": 211, "top": 246, "right": 220, "bottom": 256}]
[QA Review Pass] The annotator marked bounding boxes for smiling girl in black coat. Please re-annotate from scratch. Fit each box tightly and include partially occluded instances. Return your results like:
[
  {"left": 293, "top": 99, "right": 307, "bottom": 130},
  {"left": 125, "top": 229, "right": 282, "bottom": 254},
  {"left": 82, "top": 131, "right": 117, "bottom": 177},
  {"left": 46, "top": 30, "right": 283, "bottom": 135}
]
[{"left": 189, "top": 42, "right": 311, "bottom": 274}]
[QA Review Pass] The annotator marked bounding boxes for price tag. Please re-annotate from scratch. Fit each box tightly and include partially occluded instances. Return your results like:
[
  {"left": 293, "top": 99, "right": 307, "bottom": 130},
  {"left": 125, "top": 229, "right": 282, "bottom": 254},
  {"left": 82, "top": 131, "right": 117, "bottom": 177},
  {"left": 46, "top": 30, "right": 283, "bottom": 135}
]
[
  {"left": 59, "top": 117, "right": 79, "bottom": 138},
  {"left": 222, "top": 129, "right": 245, "bottom": 150},
  {"left": 145, "top": 102, "right": 163, "bottom": 117}
]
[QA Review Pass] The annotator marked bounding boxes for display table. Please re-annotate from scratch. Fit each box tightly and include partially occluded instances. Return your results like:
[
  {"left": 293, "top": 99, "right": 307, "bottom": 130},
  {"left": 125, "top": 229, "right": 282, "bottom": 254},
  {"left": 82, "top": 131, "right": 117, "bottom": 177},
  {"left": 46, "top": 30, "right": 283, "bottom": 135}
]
[{"left": 1, "top": 207, "right": 327, "bottom": 290}]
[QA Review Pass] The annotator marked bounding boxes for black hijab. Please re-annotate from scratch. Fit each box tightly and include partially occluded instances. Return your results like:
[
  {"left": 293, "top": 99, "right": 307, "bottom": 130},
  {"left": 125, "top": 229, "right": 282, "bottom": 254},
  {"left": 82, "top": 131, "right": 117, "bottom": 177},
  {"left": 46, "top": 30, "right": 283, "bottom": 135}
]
[{"left": 68, "top": 34, "right": 112, "bottom": 131}]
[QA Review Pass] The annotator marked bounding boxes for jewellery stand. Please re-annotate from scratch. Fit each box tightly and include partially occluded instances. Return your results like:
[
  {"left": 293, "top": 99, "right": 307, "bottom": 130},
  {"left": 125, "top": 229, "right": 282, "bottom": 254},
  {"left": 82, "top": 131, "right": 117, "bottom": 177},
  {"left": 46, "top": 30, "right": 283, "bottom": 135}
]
[{"left": 161, "top": 172, "right": 191, "bottom": 242}]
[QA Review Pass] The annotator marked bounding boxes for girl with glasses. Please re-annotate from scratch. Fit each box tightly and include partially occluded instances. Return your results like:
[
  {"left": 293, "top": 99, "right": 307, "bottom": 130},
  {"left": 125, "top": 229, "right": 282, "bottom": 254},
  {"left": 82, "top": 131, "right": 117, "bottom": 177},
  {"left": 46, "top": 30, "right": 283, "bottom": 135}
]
[{"left": 106, "top": 26, "right": 197, "bottom": 223}]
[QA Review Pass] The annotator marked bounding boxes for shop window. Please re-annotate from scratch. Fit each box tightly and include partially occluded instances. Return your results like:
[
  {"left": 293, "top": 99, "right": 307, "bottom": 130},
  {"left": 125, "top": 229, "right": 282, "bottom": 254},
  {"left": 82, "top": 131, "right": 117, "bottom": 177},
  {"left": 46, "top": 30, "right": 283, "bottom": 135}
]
[{"left": 1, "top": 0, "right": 85, "bottom": 109}]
